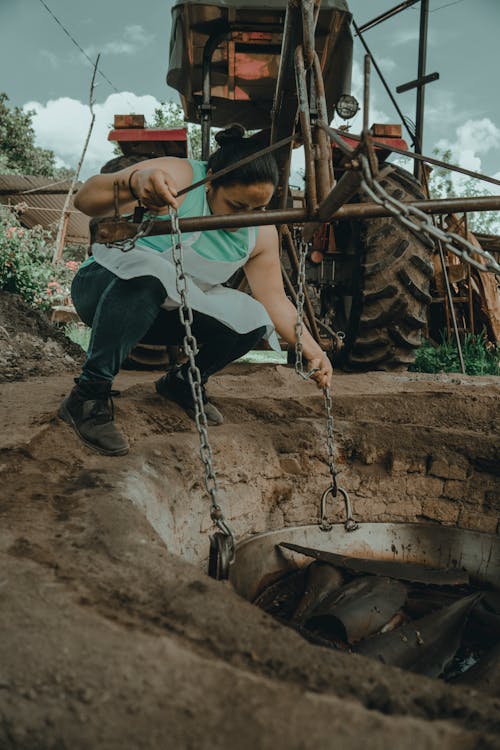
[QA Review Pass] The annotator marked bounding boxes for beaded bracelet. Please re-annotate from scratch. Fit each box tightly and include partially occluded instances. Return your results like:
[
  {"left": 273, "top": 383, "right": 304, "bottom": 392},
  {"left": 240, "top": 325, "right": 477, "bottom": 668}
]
[{"left": 128, "top": 169, "right": 141, "bottom": 201}]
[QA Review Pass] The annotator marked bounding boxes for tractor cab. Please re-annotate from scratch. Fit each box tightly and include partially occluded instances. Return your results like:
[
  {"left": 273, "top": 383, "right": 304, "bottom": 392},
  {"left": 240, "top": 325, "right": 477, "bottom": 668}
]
[{"left": 167, "top": 0, "right": 353, "bottom": 145}]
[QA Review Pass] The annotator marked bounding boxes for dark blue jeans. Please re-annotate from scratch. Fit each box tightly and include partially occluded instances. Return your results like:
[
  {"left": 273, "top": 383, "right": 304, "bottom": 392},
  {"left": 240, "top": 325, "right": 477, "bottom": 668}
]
[{"left": 71, "top": 262, "right": 265, "bottom": 384}]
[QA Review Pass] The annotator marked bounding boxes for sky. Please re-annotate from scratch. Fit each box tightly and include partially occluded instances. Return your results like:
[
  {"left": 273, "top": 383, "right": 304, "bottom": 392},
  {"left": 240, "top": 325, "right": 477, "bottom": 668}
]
[{"left": 1, "top": 0, "right": 499, "bottom": 191}]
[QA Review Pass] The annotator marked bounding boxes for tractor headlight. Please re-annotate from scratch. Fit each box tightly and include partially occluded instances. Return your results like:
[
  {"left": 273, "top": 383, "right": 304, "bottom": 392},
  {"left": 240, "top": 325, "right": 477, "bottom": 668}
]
[{"left": 335, "top": 94, "right": 359, "bottom": 120}]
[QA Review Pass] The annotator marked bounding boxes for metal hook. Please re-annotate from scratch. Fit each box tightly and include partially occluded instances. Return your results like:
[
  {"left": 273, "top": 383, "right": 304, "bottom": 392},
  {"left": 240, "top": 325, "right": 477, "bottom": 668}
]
[
  {"left": 208, "top": 531, "right": 235, "bottom": 580},
  {"left": 320, "top": 485, "right": 358, "bottom": 532}
]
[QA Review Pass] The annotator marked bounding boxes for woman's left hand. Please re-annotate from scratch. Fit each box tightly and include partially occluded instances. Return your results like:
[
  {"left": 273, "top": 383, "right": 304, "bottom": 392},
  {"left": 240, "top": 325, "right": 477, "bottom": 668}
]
[{"left": 307, "top": 352, "right": 333, "bottom": 390}]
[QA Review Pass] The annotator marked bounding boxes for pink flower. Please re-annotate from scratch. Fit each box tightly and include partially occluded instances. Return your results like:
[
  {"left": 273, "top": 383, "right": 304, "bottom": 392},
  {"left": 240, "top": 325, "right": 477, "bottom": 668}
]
[
  {"left": 6, "top": 227, "right": 16, "bottom": 239},
  {"left": 65, "top": 260, "right": 79, "bottom": 271}
]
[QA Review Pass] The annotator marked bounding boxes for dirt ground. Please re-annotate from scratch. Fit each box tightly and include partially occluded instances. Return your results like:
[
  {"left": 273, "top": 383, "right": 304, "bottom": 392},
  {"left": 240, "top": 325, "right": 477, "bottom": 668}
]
[{"left": 1, "top": 292, "right": 499, "bottom": 749}]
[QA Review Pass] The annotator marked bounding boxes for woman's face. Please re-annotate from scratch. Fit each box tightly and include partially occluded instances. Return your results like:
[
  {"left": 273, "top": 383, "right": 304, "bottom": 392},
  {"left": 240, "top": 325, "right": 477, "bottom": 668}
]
[{"left": 206, "top": 180, "right": 275, "bottom": 225}]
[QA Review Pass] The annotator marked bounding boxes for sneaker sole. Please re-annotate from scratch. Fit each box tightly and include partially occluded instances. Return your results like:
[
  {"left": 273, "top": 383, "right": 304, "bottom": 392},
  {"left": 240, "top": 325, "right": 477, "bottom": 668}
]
[{"left": 58, "top": 402, "right": 129, "bottom": 457}]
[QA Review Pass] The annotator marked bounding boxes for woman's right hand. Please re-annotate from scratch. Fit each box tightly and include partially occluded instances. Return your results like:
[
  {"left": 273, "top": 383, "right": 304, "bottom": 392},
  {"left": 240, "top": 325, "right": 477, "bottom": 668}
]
[{"left": 129, "top": 167, "right": 178, "bottom": 213}]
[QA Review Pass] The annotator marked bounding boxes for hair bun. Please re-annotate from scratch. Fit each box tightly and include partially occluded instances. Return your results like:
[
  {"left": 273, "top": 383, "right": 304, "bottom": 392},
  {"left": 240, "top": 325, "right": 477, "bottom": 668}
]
[{"left": 215, "top": 123, "right": 245, "bottom": 146}]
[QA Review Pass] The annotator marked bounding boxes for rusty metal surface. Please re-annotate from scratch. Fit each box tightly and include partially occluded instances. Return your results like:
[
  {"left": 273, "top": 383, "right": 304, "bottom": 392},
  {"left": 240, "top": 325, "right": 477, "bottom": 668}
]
[
  {"left": 292, "top": 560, "right": 344, "bottom": 624},
  {"left": 279, "top": 541, "right": 470, "bottom": 585},
  {"left": 93, "top": 195, "right": 500, "bottom": 244},
  {"left": 295, "top": 45, "right": 318, "bottom": 212},
  {"left": 167, "top": 0, "right": 351, "bottom": 130},
  {"left": 355, "top": 593, "right": 482, "bottom": 678},
  {"left": 312, "top": 52, "right": 334, "bottom": 198},
  {"left": 229, "top": 523, "right": 500, "bottom": 602},
  {"left": 309, "top": 575, "right": 407, "bottom": 643}
]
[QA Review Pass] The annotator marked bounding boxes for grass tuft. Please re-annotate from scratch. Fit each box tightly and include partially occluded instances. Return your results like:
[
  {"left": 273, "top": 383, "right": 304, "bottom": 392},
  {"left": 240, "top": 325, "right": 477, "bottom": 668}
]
[{"left": 409, "top": 332, "right": 500, "bottom": 376}]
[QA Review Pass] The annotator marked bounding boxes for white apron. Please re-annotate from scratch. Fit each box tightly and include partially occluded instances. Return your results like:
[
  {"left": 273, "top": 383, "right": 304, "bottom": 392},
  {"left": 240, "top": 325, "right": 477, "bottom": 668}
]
[{"left": 92, "top": 201, "right": 280, "bottom": 352}]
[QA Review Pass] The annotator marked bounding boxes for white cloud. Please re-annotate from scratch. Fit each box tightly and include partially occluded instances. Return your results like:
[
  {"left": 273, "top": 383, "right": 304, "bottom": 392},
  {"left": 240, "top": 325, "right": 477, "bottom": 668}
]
[
  {"left": 377, "top": 57, "right": 396, "bottom": 73},
  {"left": 436, "top": 117, "right": 500, "bottom": 172},
  {"left": 39, "top": 50, "right": 59, "bottom": 69},
  {"left": 25, "top": 92, "right": 163, "bottom": 178},
  {"left": 389, "top": 27, "right": 438, "bottom": 47},
  {"left": 85, "top": 25, "right": 154, "bottom": 58},
  {"left": 389, "top": 28, "right": 419, "bottom": 46},
  {"left": 425, "top": 89, "right": 476, "bottom": 128}
]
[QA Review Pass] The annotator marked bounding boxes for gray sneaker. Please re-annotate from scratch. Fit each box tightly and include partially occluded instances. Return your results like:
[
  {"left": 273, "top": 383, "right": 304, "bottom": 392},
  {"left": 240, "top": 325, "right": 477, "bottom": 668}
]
[
  {"left": 58, "top": 381, "right": 129, "bottom": 456},
  {"left": 155, "top": 368, "right": 224, "bottom": 426}
]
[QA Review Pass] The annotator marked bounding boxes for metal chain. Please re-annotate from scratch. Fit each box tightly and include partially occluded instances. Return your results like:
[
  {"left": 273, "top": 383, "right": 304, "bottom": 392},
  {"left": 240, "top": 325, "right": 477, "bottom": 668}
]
[
  {"left": 169, "top": 208, "right": 234, "bottom": 543},
  {"left": 292, "top": 228, "right": 357, "bottom": 531},
  {"left": 105, "top": 214, "right": 156, "bottom": 253},
  {"left": 294, "top": 232, "right": 320, "bottom": 380},
  {"left": 294, "top": 233, "right": 307, "bottom": 376},
  {"left": 323, "top": 386, "right": 337, "bottom": 491},
  {"left": 358, "top": 154, "right": 500, "bottom": 275}
]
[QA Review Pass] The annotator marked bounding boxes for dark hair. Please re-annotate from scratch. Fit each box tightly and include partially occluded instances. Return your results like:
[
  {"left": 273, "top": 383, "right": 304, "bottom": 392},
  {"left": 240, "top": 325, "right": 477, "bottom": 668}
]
[{"left": 207, "top": 124, "right": 279, "bottom": 189}]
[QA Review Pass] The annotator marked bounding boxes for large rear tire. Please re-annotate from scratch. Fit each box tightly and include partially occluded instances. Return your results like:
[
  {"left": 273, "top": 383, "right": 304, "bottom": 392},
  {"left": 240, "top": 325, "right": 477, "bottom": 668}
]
[{"left": 335, "top": 165, "right": 434, "bottom": 371}]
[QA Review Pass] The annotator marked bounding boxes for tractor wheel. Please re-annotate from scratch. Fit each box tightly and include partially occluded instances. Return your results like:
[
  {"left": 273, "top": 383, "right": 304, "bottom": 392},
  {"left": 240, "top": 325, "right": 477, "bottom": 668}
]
[{"left": 335, "top": 165, "right": 434, "bottom": 371}]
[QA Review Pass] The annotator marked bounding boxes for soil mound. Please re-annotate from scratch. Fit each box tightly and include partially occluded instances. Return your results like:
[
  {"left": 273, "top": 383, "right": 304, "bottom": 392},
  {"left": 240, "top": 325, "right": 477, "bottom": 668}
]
[{"left": 0, "top": 291, "right": 84, "bottom": 382}]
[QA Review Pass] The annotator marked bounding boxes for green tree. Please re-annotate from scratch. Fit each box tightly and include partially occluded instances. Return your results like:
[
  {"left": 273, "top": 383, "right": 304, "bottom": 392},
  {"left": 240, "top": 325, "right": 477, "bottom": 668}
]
[
  {"left": 0, "top": 93, "right": 67, "bottom": 176},
  {"left": 149, "top": 101, "right": 216, "bottom": 159},
  {"left": 428, "top": 147, "right": 499, "bottom": 234}
]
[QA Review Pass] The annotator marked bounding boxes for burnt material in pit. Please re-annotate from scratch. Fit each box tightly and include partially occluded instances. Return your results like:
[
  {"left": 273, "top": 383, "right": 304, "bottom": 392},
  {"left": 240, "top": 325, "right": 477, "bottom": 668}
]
[{"left": 253, "top": 547, "right": 500, "bottom": 691}]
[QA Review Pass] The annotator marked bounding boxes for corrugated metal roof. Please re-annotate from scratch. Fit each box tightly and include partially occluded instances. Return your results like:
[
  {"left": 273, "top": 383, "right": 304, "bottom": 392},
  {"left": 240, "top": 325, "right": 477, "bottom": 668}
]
[{"left": 0, "top": 174, "right": 90, "bottom": 245}]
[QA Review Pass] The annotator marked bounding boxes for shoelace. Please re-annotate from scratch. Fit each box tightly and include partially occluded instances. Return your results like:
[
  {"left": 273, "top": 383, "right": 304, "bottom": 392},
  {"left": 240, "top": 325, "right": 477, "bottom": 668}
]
[{"left": 88, "top": 396, "right": 115, "bottom": 425}]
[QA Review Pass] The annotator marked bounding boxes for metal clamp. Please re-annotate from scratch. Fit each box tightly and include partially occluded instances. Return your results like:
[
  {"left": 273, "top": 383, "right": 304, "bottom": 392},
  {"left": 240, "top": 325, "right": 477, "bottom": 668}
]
[{"left": 320, "top": 485, "right": 358, "bottom": 533}]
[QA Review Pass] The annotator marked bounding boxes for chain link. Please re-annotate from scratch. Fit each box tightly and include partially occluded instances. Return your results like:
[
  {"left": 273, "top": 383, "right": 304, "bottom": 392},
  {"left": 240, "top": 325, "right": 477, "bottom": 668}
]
[
  {"left": 169, "top": 209, "right": 235, "bottom": 543},
  {"left": 292, "top": 227, "right": 356, "bottom": 530},
  {"left": 323, "top": 385, "right": 338, "bottom": 492},
  {"left": 358, "top": 155, "right": 500, "bottom": 275},
  {"left": 105, "top": 214, "right": 156, "bottom": 253},
  {"left": 294, "top": 233, "right": 307, "bottom": 376},
  {"left": 294, "top": 231, "right": 321, "bottom": 381}
]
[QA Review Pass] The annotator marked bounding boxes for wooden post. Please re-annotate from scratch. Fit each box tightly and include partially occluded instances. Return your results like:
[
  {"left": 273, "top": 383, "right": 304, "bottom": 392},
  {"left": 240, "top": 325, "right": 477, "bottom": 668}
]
[{"left": 52, "top": 55, "right": 100, "bottom": 265}]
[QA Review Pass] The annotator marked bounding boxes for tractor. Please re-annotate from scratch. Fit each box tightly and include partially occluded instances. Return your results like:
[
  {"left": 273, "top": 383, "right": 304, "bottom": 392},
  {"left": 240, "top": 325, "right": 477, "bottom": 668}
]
[{"left": 97, "top": 0, "right": 499, "bottom": 370}]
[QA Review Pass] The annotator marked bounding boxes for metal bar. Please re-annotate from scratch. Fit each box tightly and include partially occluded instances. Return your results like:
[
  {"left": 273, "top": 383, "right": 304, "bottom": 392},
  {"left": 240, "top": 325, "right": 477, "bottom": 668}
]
[
  {"left": 437, "top": 228, "right": 466, "bottom": 373},
  {"left": 320, "top": 122, "right": 500, "bottom": 189},
  {"left": 0, "top": 188, "right": 79, "bottom": 196},
  {"left": 312, "top": 53, "right": 334, "bottom": 187},
  {"left": 317, "top": 171, "right": 362, "bottom": 221},
  {"left": 294, "top": 45, "right": 318, "bottom": 212},
  {"left": 201, "top": 32, "right": 230, "bottom": 160},
  {"left": 363, "top": 54, "right": 370, "bottom": 133},
  {"left": 464, "top": 213, "right": 475, "bottom": 335},
  {"left": 351, "top": 19, "right": 416, "bottom": 147},
  {"left": 94, "top": 195, "right": 500, "bottom": 243},
  {"left": 414, "top": 0, "right": 429, "bottom": 180},
  {"left": 301, "top": 0, "right": 317, "bottom": 70},
  {"left": 270, "top": 0, "right": 300, "bottom": 208},
  {"left": 396, "top": 71, "right": 439, "bottom": 94},
  {"left": 356, "top": 0, "right": 421, "bottom": 34}
]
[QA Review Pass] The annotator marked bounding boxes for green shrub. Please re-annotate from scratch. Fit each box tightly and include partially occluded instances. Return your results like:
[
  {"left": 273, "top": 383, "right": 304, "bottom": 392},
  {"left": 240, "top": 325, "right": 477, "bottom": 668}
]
[
  {"left": 0, "top": 205, "right": 76, "bottom": 311},
  {"left": 410, "top": 332, "right": 500, "bottom": 376}
]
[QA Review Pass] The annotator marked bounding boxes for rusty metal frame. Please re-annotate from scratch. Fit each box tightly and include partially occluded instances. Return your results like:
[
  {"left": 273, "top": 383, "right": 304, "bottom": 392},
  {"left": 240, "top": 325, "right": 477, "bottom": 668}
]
[
  {"left": 95, "top": 195, "right": 500, "bottom": 244},
  {"left": 94, "top": 0, "right": 500, "bottom": 352}
]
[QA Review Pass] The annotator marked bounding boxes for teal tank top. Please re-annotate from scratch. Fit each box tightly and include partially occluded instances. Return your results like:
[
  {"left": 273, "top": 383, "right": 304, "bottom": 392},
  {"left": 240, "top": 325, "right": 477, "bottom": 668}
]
[{"left": 82, "top": 160, "right": 253, "bottom": 268}]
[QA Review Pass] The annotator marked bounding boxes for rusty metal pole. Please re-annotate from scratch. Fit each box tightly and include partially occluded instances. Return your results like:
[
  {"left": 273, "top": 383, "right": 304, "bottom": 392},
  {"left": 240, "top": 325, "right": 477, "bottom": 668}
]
[
  {"left": 414, "top": 0, "right": 429, "bottom": 180},
  {"left": 201, "top": 32, "right": 230, "bottom": 160},
  {"left": 94, "top": 195, "right": 500, "bottom": 243},
  {"left": 363, "top": 54, "right": 370, "bottom": 133},
  {"left": 464, "top": 212, "right": 475, "bottom": 335}
]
